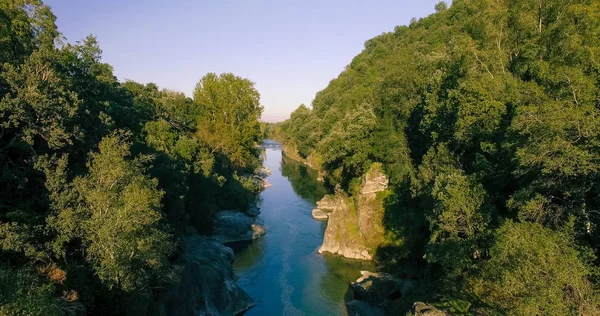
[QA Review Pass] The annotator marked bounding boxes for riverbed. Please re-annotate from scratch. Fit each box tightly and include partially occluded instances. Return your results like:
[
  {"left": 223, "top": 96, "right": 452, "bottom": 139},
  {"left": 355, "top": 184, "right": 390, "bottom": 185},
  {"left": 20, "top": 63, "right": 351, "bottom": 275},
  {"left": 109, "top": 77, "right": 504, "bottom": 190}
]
[{"left": 231, "top": 142, "right": 372, "bottom": 315}]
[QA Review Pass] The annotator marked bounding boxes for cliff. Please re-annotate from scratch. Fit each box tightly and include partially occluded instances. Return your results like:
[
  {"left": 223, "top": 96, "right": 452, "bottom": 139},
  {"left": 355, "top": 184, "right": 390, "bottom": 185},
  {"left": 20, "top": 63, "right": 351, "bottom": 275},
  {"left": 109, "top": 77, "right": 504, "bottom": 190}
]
[{"left": 318, "top": 163, "right": 389, "bottom": 260}]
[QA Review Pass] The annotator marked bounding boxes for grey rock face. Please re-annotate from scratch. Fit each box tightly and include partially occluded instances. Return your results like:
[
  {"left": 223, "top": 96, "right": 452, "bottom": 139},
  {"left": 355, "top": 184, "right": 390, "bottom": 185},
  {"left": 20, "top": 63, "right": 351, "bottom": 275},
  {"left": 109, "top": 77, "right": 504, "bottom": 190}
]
[
  {"left": 152, "top": 234, "right": 254, "bottom": 316},
  {"left": 346, "top": 271, "right": 416, "bottom": 316},
  {"left": 318, "top": 195, "right": 373, "bottom": 260},
  {"left": 246, "top": 205, "right": 261, "bottom": 217},
  {"left": 213, "top": 211, "right": 266, "bottom": 243},
  {"left": 350, "top": 271, "right": 411, "bottom": 306},
  {"left": 346, "top": 300, "right": 384, "bottom": 316}
]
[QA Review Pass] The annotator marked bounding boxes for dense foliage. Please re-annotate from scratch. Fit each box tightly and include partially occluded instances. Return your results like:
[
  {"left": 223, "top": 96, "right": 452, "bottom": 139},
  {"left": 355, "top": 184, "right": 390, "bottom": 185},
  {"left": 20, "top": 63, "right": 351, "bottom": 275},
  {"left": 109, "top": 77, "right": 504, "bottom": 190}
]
[
  {"left": 277, "top": 0, "right": 600, "bottom": 313},
  {"left": 0, "top": 1, "right": 263, "bottom": 314}
]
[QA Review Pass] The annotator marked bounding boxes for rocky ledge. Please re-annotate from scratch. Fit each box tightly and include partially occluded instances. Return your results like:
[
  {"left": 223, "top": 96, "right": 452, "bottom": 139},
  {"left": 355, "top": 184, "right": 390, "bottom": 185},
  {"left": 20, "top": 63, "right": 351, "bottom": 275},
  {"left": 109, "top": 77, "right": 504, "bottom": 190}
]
[
  {"left": 252, "top": 166, "right": 272, "bottom": 190},
  {"left": 311, "top": 194, "right": 344, "bottom": 220},
  {"left": 311, "top": 209, "right": 329, "bottom": 220},
  {"left": 318, "top": 163, "right": 389, "bottom": 260},
  {"left": 152, "top": 234, "right": 254, "bottom": 316},
  {"left": 346, "top": 271, "right": 446, "bottom": 316},
  {"left": 213, "top": 210, "right": 266, "bottom": 243}
]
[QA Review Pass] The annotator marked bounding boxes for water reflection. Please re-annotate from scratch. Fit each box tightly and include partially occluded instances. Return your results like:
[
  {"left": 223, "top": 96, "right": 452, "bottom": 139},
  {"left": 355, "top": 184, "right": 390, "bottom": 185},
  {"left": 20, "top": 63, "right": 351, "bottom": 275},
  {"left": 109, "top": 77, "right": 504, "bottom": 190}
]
[
  {"left": 232, "top": 146, "right": 368, "bottom": 315},
  {"left": 319, "top": 254, "right": 374, "bottom": 304},
  {"left": 228, "top": 238, "right": 267, "bottom": 273},
  {"left": 280, "top": 154, "right": 329, "bottom": 205}
]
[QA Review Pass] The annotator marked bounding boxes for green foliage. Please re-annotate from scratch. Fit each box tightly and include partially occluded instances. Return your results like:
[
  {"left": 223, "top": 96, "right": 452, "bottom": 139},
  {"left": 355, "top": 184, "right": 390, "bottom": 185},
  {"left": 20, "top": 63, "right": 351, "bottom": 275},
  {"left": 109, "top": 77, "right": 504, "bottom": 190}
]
[
  {"left": 434, "top": 2, "right": 448, "bottom": 13},
  {"left": 0, "top": 1, "right": 263, "bottom": 313},
  {"left": 72, "top": 133, "right": 173, "bottom": 292},
  {"left": 194, "top": 72, "right": 263, "bottom": 169},
  {"left": 0, "top": 266, "right": 61, "bottom": 316},
  {"left": 277, "top": 0, "right": 600, "bottom": 313},
  {"left": 475, "top": 220, "right": 599, "bottom": 315}
]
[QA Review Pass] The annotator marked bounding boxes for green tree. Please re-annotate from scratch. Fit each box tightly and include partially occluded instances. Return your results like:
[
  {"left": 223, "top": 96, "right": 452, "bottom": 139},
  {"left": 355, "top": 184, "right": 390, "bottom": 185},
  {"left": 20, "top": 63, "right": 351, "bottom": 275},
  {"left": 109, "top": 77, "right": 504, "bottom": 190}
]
[
  {"left": 476, "top": 220, "right": 599, "bottom": 315},
  {"left": 193, "top": 73, "right": 263, "bottom": 169},
  {"left": 48, "top": 133, "right": 173, "bottom": 292}
]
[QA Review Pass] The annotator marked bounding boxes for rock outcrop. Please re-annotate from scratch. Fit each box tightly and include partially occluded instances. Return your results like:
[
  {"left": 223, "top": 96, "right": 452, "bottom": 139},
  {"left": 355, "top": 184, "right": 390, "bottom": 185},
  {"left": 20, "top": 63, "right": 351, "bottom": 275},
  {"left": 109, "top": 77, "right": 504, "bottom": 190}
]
[
  {"left": 312, "top": 209, "right": 329, "bottom": 220},
  {"left": 346, "top": 300, "right": 384, "bottom": 316},
  {"left": 346, "top": 271, "right": 439, "bottom": 316},
  {"left": 213, "top": 211, "right": 266, "bottom": 243},
  {"left": 245, "top": 205, "right": 261, "bottom": 217},
  {"left": 316, "top": 195, "right": 341, "bottom": 211},
  {"left": 350, "top": 271, "right": 411, "bottom": 306},
  {"left": 252, "top": 166, "right": 272, "bottom": 190},
  {"left": 255, "top": 166, "right": 272, "bottom": 178},
  {"left": 318, "top": 163, "right": 389, "bottom": 260},
  {"left": 318, "top": 194, "right": 372, "bottom": 259},
  {"left": 310, "top": 194, "right": 344, "bottom": 220},
  {"left": 411, "top": 302, "right": 447, "bottom": 316},
  {"left": 152, "top": 234, "right": 254, "bottom": 315}
]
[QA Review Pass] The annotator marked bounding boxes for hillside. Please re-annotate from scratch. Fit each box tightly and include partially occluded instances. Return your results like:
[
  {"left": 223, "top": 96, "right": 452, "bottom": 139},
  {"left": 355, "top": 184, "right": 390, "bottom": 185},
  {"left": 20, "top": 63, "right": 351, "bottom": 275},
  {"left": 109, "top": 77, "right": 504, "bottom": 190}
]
[{"left": 277, "top": 0, "right": 600, "bottom": 314}]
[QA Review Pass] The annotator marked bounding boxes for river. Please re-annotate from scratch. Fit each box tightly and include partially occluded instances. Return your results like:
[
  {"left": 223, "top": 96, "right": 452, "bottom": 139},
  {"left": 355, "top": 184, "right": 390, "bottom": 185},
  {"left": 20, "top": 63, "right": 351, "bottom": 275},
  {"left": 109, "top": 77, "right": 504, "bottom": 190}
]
[{"left": 231, "top": 141, "right": 373, "bottom": 315}]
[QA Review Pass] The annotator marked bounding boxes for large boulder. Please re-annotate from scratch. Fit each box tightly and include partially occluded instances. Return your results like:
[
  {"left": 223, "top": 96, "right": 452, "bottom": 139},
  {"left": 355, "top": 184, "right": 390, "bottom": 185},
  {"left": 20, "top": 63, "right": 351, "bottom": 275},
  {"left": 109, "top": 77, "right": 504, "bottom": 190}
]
[
  {"left": 318, "top": 164, "right": 388, "bottom": 260},
  {"left": 350, "top": 271, "right": 411, "bottom": 306},
  {"left": 346, "top": 300, "right": 384, "bottom": 316},
  {"left": 255, "top": 166, "right": 272, "bottom": 178},
  {"left": 213, "top": 211, "right": 266, "bottom": 243},
  {"left": 152, "top": 234, "right": 254, "bottom": 315},
  {"left": 346, "top": 271, "right": 415, "bottom": 316},
  {"left": 246, "top": 205, "right": 261, "bottom": 217},
  {"left": 311, "top": 195, "right": 343, "bottom": 222}
]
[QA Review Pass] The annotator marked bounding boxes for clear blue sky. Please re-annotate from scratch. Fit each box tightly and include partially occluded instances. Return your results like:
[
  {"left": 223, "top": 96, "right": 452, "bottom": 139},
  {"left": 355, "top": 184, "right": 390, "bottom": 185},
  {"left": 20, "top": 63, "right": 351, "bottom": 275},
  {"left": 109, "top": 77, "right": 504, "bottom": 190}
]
[{"left": 45, "top": 0, "right": 444, "bottom": 122}]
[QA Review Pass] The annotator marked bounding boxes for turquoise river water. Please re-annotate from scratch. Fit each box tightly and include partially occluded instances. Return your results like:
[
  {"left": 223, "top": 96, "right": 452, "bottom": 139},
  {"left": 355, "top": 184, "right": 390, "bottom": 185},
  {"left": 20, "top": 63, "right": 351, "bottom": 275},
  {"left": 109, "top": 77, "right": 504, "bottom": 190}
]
[{"left": 231, "top": 142, "right": 372, "bottom": 315}]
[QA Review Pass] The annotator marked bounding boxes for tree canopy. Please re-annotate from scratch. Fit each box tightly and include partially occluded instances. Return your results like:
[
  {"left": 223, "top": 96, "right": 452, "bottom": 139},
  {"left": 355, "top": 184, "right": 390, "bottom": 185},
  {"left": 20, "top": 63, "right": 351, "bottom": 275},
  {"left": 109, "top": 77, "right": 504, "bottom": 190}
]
[
  {"left": 0, "top": 1, "right": 263, "bottom": 313},
  {"left": 276, "top": 0, "right": 600, "bottom": 313}
]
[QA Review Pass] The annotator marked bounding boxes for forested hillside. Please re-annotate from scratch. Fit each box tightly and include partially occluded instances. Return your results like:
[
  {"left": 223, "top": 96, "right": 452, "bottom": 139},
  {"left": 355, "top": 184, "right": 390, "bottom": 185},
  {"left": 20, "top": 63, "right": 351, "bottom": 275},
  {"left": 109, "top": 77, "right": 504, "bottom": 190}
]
[
  {"left": 278, "top": 0, "right": 600, "bottom": 314},
  {"left": 0, "top": 1, "right": 263, "bottom": 314}
]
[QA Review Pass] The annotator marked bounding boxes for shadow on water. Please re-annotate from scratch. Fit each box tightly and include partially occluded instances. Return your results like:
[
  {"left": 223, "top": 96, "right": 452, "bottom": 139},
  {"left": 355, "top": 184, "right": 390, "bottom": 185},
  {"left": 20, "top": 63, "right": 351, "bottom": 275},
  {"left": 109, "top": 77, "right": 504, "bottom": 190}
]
[
  {"left": 280, "top": 153, "right": 329, "bottom": 205},
  {"left": 320, "top": 254, "right": 374, "bottom": 303},
  {"left": 227, "top": 238, "right": 268, "bottom": 274},
  {"left": 231, "top": 143, "right": 372, "bottom": 315}
]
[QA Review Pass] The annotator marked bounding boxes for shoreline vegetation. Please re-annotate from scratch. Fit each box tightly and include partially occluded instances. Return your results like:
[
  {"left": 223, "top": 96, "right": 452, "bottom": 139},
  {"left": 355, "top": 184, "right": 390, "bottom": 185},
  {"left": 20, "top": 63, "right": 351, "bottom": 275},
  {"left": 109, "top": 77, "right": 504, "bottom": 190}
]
[
  {"left": 0, "top": 2, "right": 266, "bottom": 314},
  {"left": 270, "top": 0, "right": 600, "bottom": 314},
  {"left": 2, "top": 0, "right": 600, "bottom": 315}
]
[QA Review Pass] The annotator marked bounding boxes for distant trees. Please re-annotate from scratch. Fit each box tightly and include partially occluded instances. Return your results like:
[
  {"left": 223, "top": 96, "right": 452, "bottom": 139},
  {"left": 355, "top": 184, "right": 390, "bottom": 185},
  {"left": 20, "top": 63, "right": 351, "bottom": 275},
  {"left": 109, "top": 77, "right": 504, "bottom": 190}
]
[{"left": 278, "top": 0, "right": 600, "bottom": 313}]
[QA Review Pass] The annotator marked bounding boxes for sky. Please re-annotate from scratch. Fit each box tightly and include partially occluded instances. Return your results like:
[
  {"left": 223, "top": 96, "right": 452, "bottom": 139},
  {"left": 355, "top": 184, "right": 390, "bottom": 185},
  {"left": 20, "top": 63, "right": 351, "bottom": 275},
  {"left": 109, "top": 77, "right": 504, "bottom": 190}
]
[{"left": 45, "top": 0, "right": 443, "bottom": 122}]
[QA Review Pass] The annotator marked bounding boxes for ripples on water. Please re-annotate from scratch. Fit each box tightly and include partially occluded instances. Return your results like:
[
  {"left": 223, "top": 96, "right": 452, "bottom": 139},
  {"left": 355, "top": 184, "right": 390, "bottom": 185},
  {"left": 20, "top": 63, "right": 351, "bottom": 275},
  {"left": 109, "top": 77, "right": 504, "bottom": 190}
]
[{"left": 231, "top": 141, "right": 373, "bottom": 315}]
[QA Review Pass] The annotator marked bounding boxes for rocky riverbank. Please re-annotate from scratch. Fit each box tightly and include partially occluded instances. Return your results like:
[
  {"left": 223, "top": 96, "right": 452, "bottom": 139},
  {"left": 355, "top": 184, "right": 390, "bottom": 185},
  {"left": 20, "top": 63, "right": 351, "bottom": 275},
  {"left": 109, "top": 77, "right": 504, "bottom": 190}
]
[
  {"left": 153, "top": 163, "right": 271, "bottom": 315},
  {"left": 346, "top": 271, "right": 447, "bottom": 316},
  {"left": 152, "top": 233, "right": 255, "bottom": 315},
  {"left": 316, "top": 163, "right": 389, "bottom": 260},
  {"left": 213, "top": 210, "right": 266, "bottom": 243}
]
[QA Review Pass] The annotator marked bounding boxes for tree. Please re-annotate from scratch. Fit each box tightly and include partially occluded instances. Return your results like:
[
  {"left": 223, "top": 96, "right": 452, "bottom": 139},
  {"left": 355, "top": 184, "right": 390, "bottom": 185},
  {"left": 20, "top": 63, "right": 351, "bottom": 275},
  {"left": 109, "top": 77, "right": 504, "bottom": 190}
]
[
  {"left": 49, "top": 133, "right": 173, "bottom": 292},
  {"left": 476, "top": 220, "right": 599, "bottom": 315},
  {"left": 435, "top": 2, "right": 448, "bottom": 13},
  {"left": 193, "top": 73, "right": 263, "bottom": 169}
]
